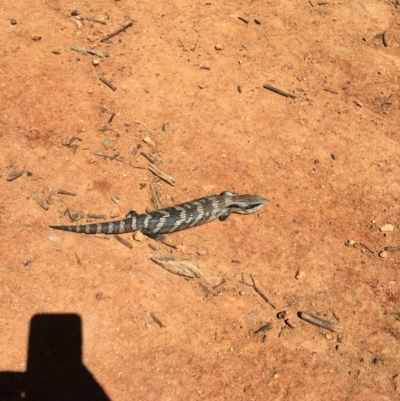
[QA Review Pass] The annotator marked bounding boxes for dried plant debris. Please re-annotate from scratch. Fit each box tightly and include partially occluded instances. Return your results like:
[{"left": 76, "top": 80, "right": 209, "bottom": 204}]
[
  {"left": 148, "top": 163, "right": 175, "bottom": 186},
  {"left": 7, "top": 170, "right": 24, "bottom": 181},
  {"left": 33, "top": 193, "right": 49, "bottom": 210},
  {"left": 150, "top": 257, "right": 203, "bottom": 278},
  {"left": 298, "top": 311, "right": 343, "bottom": 332}
]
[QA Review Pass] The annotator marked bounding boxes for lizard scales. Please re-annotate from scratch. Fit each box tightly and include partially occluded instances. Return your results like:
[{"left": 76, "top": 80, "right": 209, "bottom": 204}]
[{"left": 50, "top": 192, "right": 268, "bottom": 239}]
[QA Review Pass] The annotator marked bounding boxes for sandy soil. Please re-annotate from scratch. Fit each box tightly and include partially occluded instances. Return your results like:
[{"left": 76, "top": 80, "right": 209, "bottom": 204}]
[{"left": 1, "top": 1, "right": 400, "bottom": 400}]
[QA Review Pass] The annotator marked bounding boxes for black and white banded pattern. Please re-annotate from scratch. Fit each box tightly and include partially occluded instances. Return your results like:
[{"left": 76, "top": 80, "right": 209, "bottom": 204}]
[{"left": 50, "top": 193, "right": 268, "bottom": 238}]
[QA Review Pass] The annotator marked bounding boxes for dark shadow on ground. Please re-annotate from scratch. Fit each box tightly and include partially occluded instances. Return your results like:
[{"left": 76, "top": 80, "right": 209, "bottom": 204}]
[{"left": 0, "top": 314, "right": 111, "bottom": 401}]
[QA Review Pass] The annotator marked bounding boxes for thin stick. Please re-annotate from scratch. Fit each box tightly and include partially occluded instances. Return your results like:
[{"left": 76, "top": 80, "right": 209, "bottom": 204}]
[
  {"left": 384, "top": 246, "right": 400, "bottom": 252},
  {"left": 140, "top": 151, "right": 155, "bottom": 164},
  {"left": 57, "top": 190, "right": 77, "bottom": 196},
  {"left": 71, "top": 44, "right": 103, "bottom": 56},
  {"left": 100, "top": 21, "right": 133, "bottom": 42},
  {"left": 239, "top": 274, "right": 276, "bottom": 309},
  {"left": 382, "top": 30, "right": 388, "bottom": 47},
  {"left": 75, "top": 252, "right": 82, "bottom": 265},
  {"left": 358, "top": 243, "right": 374, "bottom": 255},
  {"left": 89, "top": 19, "right": 107, "bottom": 25},
  {"left": 159, "top": 239, "right": 178, "bottom": 249},
  {"left": 148, "top": 163, "right": 175, "bottom": 186},
  {"left": 114, "top": 234, "right": 133, "bottom": 248},
  {"left": 238, "top": 16, "right": 249, "bottom": 24},
  {"left": 150, "top": 183, "right": 161, "bottom": 210},
  {"left": 263, "top": 84, "right": 296, "bottom": 98},
  {"left": 99, "top": 76, "right": 116, "bottom": 91},
  {"left": 150, "top": 313, "right": 166, "bottom": 328},
  {"left": 381, "top": 94, "right": 393, "bottom": 107},
  {"left": 213, "top": 279, "right": 226, "bottom": 290},
  {"left": 91, "top": 152, "right": 146, "bottom": 169},
  {"left": 138, "top": 128, "right": 163, "bottom": 135},
  {"left": 298, "top": 312, "right": 342, "bottom": 332},
  {"left": 255, "top": 322, "right": 273, "bottom": 336},
  {"left": 108, "top": 112, "right": 116, "bottom": 123},
  {"left": 323, "top": 88, "right": 339, "bottom": 94}
]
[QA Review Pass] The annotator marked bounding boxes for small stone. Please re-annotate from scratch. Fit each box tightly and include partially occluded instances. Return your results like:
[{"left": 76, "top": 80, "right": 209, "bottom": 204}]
[
  {"left": 142, "top": 136, "right": 154, "bottom": 146},
  {"left": 355, "top": 100, "right": 363, "bottom": 107},
  {"left": 10, "top": 19, "right": 17, "bottom": 25},
  {"left": 214, "top": 44, "right": 224, "bottom": 50},
  {"left": 110, "top": 207, "right": 121, "bottom": 218},
  {"left": 197, "top": 249, "right": 207, "bottom": 255},
  {"left": 92, "top": 59, "right": 100, "bottom": 66},
  {"left": 295, "top": 270, "right": 306, "bottom": 280},
  {"left": 380, "top": 224, "right": 394, "bottom": 232},
  {"left": 132, "top": 230, "right": 144, "bottom": 241},
  {"left": 345, "top": 239, "right": 356, "bottom": 247},
  {"left": 325, "top": 332, "right": 333, "bottom": 340},
  {"left": 71, "top": 9, "right": 79, "bottom": 16},
  {"left": 379, "top": 251, "right": 388, "bottom": 258},
  {"left": 32, "top": 36, "right": 41, "bottom": 41},
  {"left": 277, "top": 311, "right": 287, "bottom": 320},
  {"left": 87, "top": 89, "right": 93, "bottom": 94}
]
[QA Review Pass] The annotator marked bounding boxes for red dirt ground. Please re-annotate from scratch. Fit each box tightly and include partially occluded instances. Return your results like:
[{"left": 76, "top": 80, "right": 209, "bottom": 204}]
[{"left": 1, "top": 1, "right": 400, "bottom": 400}]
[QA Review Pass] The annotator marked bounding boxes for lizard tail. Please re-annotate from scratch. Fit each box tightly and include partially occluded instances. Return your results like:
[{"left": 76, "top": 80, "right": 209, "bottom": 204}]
[{"left": 50, "top": 219, "right": 132, "bottom": 234}]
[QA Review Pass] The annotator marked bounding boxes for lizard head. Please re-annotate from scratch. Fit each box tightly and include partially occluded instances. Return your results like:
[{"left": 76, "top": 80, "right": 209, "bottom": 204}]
[{"left": 222, "top": 193, "right": 269, "bottom": 214}]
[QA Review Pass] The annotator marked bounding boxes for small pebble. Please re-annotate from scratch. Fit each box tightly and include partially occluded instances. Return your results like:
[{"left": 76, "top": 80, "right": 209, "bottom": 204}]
[
  {"left": 92, "top": 59, "right": 100, "bottom": 66},
  {"left": 214, "top": 44, "right": 224, "bottom": 50},
  {"left": 142, "top": 136, "right": 154, "bottom": 146},
  {"left": 295, "top": 270, "right": 306, "bottom": 280},
  {"left": 71, "top": 9, "right": 79, "bottom": 16},
  {"left": 133, "top": 230, "right": 144, "bottom": 241},
  {"left": 345, "top": 239, "right": 355, "bottom": 247},
  {"left": 32, "top": 36, "right": 41, "bottom": 41},
  {"left": 197, "top": 249, "right": 207, "bottom": 255},
  {"left": 110, "top": 207, "right": 121, "bottom": 218},
  {"left": 379, "top": 251, "right": 388, "bottom": 258},
  {"left": 10, "top": 19, "right": 17, "bottom": 25},
  {"left": 380, "top": 224, "right": 394, "bottom": 232},
  {"left": 325, "top": 332, "right": 333, "bottom": 340},
  {"left": 48, "top": 234, "right": 59, "bottom": 243}
]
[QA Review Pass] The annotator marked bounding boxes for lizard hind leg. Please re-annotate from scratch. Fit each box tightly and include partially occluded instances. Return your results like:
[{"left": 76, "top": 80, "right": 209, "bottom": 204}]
[
  {"left": 219, "top": 209, "right": 231, "bottom": 221},
  {"left": 126, "top": 210, "right": 139, "bottom": 219}
]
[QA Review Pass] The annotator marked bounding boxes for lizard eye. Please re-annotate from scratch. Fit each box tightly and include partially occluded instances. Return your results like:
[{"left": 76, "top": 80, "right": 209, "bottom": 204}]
[{"left": 245, "top": 203, "right": 260, "bottom": 210}]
